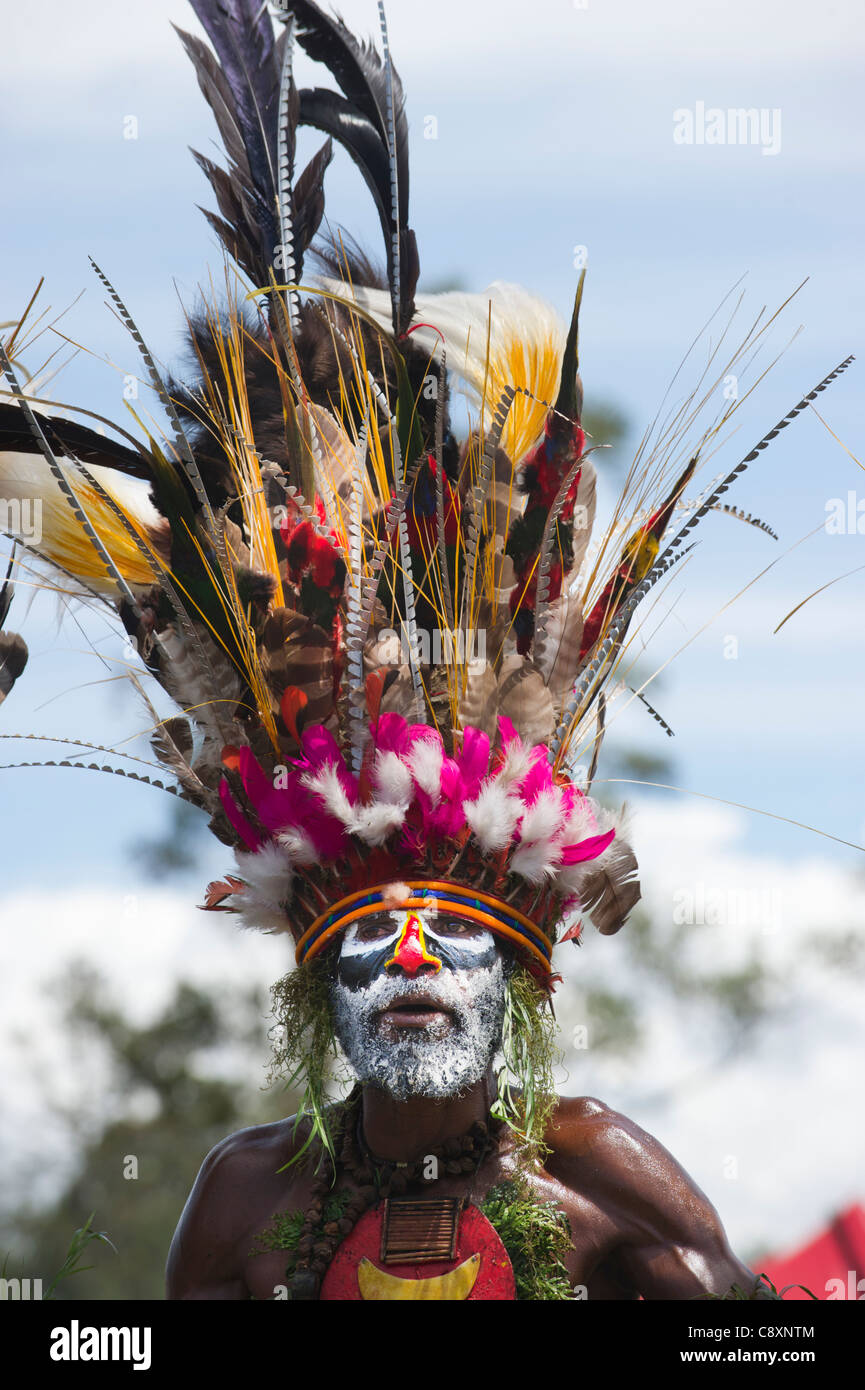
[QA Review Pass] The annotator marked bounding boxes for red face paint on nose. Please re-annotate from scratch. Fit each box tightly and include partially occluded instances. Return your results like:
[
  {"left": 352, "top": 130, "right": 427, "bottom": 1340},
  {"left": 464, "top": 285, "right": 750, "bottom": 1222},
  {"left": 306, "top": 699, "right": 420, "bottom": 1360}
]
[{"left": 385, "top": 912, "right": 442, "bottom": 976}]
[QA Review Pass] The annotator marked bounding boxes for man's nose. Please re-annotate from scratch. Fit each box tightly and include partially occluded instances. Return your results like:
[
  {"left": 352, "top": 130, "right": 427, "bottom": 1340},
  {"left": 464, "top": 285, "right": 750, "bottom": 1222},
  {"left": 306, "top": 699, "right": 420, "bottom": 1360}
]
[{"left": 385, "top": 912, "right": 442, "bottom": 977}]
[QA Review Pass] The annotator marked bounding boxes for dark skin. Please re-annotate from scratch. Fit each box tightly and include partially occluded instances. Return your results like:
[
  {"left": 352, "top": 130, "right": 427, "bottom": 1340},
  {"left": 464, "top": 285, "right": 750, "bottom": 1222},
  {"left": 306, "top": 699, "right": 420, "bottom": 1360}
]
[{"left": 167, "top": 921, "right": 762, "bottom": 1301}]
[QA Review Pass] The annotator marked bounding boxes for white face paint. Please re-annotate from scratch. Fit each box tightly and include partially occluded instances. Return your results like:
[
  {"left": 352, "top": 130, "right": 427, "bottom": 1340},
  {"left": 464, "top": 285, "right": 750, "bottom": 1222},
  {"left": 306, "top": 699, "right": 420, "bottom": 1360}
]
[{"left": 329, "top": 908, "right": 507, "bottom": 1102}]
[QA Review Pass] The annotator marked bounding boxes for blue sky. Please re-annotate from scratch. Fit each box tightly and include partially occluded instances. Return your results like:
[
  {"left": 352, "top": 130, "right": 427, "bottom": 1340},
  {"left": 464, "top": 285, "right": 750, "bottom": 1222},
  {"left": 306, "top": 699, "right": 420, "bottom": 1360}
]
[{"left": 1, "top": 0, "right": 864, "bottom": 1260}]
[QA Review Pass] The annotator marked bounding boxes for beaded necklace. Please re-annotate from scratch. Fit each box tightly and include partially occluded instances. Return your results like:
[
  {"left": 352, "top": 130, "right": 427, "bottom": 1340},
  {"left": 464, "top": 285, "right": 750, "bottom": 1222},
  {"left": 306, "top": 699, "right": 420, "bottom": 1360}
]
[{"left": 283, "top": 1085, "right": 500, "bottom": 1299}]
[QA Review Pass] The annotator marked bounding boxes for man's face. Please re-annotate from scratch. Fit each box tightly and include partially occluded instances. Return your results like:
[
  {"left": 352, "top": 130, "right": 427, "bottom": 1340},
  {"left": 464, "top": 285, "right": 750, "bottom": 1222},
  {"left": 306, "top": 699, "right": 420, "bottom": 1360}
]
[{"left": 329, "top": 906, "right": 507, "bottom": 1102}]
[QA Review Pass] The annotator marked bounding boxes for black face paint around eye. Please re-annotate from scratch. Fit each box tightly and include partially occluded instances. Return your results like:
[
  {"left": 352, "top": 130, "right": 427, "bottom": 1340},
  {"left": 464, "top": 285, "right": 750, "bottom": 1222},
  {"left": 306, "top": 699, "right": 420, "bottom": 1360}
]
[{"left": 336, "top": 911, "right": 498, "bottom": 992}]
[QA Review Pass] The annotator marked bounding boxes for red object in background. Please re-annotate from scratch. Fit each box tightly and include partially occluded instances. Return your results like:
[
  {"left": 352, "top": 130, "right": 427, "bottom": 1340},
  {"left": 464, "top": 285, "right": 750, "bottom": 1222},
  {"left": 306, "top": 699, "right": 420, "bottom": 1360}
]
[{"left": 758, "top": 1203, "right": 865, "bottom": 1300}]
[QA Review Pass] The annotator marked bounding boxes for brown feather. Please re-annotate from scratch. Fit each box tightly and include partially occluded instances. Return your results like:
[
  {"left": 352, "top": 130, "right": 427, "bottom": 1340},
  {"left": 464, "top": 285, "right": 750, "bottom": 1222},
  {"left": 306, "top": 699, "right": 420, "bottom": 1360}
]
[
  {"left": 0, "top": 631, "right": 28, "bottom": 704},
  {"left": 537, "top": 590, "right": 585, "bottom": 706},
  {"left": 457, "top": 662, "right": 498, "bottom": 739},
  {"left": 578, "top": 838, "right": 642, "bottom": 936},
  {"left": 260, "top": 607, "right": 335, "bottom": 748},
  {"left": 495, "top": 655, "right": 555, "bottom": 746}
]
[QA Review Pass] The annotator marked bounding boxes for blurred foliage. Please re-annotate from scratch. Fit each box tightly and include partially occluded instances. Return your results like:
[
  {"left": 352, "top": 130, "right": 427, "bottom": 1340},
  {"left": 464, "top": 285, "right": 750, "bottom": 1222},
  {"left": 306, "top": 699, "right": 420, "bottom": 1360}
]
[
  {"left": 4, "top": 964, "right": 295, "bottom": 1300},
  {"left": 605, "top": 745, "right": 674, "bottom": 786},
  {"left": 133, "top": 799, "right": 205, "bottom": 877},
  {"left": 811, "top": 928, "right": 865, "bottom": 975},
  {"left": 576, "top": 987, "right": 642, "bottom": 1057},
  {"left": 618, "top": 908, "right": 775, "bottom": 1043},
  {"left": 561, "top": 901, "right": 781, "bottom": 1078},
  {"left": 582, "top": 402, "right": 629, "bottom": 471}
]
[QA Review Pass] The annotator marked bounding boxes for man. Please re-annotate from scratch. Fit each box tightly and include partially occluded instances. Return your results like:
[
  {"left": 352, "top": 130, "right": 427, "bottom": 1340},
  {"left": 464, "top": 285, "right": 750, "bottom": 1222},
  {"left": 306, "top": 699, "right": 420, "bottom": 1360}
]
[{"left": 167, "top": 902, "right": 764, "bottom": 1300}]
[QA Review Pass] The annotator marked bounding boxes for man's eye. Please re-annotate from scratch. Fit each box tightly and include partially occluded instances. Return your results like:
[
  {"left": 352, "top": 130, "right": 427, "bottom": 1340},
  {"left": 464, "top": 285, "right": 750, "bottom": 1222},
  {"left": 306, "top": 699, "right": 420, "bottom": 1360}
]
[
  {"left": 355, "top": 923, "right": 394, "bottom": 942},
  {"left": 433, "top": 920, "right": 480, "bottom": 937}
]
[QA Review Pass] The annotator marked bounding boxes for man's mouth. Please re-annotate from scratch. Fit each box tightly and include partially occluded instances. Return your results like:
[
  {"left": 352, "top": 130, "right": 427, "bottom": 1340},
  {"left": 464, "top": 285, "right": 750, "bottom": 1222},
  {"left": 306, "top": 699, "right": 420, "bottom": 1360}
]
[{"left": 377, "top": 993, "right": 454, "bottom": 1030}]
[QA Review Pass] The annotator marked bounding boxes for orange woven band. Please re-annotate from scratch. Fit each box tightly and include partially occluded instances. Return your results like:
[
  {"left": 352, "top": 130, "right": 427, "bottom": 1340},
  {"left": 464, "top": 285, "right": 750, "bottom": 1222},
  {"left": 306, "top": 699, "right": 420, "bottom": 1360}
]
[{"left": 295, "top": 880, "right": 554, "bottom": 976}]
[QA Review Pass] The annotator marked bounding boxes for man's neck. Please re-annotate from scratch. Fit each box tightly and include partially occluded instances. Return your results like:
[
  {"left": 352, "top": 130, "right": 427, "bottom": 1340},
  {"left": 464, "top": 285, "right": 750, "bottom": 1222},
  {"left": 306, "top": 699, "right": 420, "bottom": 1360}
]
[{"left": 359, "top": 1073, "right": 496, "bottom": 1163}]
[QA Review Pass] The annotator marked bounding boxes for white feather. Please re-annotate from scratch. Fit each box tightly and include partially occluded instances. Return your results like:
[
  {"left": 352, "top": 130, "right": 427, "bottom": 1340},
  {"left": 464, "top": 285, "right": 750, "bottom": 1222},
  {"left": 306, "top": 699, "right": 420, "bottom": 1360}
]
[
  {"left": 302, "top": 764, "right": 356, "bottom": 826},
  {"left": 382, "top": 881, "right": 411, "bottom": 907},
  {"left": 275, "top": 826, "right": 319, "bottom": 866},
  {"left": 510, "top": 839, "right": 564, "bottom": 884},
  {"left": 517, "top": 787, "right": 567, "bottom": 844},
  {"left": 406, "top": 737, "right": 444, "bottom": 804},
  {"left": 555, "top": 803, "right": 624, "bottom": 896},
  {"left": 236, "top": 900, "right": 296, "bottom": 935},
  {"left": 314, "top": 278, "right": 564, "bottom": 410},
  {"left": 350, "top": 802, "right": 407, "bottom": 846},
  {"left": 555, "top": 862, "right": 592, "bottom": 897},
  {"left": 494, "top": 738, "right": 535, "bottom": 791},
  {"left": 560, "top": 796, "right": 601, "bottom": 845},
  {"left": 0, "top": 446, "right": 164, "bottom": 595},
  {"left": 464, "top": 781, "right": 522, "bottom": 854},
  {"left": 373, "top": 749, "right": 414, "bottom": 805},
  {"left": 231, "top": 842, "right": 295, "bottom": 932}
]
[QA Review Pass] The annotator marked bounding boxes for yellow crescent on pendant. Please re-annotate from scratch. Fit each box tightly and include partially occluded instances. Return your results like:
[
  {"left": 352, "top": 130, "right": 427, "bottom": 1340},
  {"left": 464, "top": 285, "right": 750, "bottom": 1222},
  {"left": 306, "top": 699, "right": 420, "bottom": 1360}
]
[{"left": 357, "top": 1253, "right": 481, "bottom": 1301}]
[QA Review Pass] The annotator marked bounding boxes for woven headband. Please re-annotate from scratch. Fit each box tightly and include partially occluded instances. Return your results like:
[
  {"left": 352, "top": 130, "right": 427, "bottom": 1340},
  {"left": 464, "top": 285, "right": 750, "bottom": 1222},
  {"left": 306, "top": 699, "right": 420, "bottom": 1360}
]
[{"left": 296, "top": 880, "right": 555, "bottom": 977}]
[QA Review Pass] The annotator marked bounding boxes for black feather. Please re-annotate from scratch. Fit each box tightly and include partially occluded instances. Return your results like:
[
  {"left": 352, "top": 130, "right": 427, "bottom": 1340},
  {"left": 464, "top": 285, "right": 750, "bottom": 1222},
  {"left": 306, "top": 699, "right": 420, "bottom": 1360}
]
[
  {"left": 292, "top": 138, "right": 333, "bottom": 273},
  {"left": 182, "top": 2, "right": 283, "bottom": 284},
  {"left": 0, "top": 401, "right": 152, "bottom": 480},
  {"left": 290, "top": 1, "right": 395, "bottom": 153},
  {"left": 188, "top": 0, "right": 282, "bottom": 183},
  {"left": 0, "top": 631, "right": 28, "bottom": 703},
  {"left": 299, "top": 87, "right": 392, "bottom": 239},
  {"left": 286, "top": 1, "right": 415, "bottom": 325},
  {"left": 178, "top": 2, "right": 418, "bottom": 326},
  {"left": 0, "top": 543, "right": 19, "bottom": 628},
  {"left": 173, "top": 26, "right": 251, "bottom": 179},
  {"left": 311, "top": 228, "right": 387, "bottom": 290}
]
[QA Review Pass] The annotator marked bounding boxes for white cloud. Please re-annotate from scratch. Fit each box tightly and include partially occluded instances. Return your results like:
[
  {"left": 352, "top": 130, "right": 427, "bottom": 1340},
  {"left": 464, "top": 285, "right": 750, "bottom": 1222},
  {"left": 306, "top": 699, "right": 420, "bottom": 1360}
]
[
  {"left": 0, "top": 883, "right": 283, "bottom": 1034},
  {"left": 0, "top": 883, "right": 287, "bottom": 1203}
]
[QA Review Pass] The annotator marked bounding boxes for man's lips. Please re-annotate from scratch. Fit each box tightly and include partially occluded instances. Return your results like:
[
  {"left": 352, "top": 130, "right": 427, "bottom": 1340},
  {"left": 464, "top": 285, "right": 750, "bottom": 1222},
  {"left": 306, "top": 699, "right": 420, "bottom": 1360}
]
[{"left": 377, "top": 993, "right": 454, "bottom": 1029}]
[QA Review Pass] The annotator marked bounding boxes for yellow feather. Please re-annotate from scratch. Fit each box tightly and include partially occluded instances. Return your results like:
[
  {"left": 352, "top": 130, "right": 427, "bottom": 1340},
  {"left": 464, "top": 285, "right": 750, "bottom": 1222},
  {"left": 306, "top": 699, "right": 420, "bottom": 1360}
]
[
  {"left": 487, "top": 331, "right": 560, "bottom": 463},
  {"left": 0, "top": 451, "right": 159, "bottom": 590}
]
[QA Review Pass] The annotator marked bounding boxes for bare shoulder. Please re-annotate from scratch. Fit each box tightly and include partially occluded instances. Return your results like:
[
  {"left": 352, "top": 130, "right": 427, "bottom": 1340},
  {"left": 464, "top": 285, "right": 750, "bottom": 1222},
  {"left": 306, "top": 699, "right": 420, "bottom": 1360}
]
[
  {"left": 166, "top": 1116, "right": 306, "bottom": 1300},
  {"left": 546, "top": 1095, "right": 725, "bottom": 1240},
  {"left": 184, "top": 1115, "right": 306, "bottom": 1213},
  {"left": 543, "top": 1095, "right": 756, "bottom": 1297},
  {"left": 547, "top": 1093, "right": 668, "bottom": 1157},
  {"left": 197, "top": 1117, "right": 301, "bottom": 1185}
]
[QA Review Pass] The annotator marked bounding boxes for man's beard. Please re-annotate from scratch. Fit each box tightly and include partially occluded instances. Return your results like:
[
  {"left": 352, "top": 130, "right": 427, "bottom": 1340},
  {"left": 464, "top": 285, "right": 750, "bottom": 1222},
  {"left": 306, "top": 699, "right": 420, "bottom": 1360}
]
[{"left": 330, "top": 961, "right": 507, "bottom": 1102}]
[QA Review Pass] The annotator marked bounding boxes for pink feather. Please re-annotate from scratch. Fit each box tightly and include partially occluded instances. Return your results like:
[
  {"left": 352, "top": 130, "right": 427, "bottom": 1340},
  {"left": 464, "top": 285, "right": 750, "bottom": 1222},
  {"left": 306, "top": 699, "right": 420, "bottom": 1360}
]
[
  {"left": 560, "top": 828, "right": 616, "bottom": 865},
  {"left": 219, "top": 776, "right": 264, "bottom": 851}
]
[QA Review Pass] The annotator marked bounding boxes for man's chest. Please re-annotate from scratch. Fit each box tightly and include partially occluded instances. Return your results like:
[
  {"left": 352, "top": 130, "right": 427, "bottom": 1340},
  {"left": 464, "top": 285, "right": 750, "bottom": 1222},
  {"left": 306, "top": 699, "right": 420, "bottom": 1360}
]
[{"left": 241, "top": 1162, "right": 623, "bottom": 1301}]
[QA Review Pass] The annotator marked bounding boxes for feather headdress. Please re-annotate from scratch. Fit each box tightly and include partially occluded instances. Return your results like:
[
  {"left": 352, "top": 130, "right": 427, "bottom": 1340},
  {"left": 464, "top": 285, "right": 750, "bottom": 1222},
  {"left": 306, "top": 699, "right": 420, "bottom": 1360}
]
[{"left": 0, "top": 0, "right": 854, "bottom": 988}]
